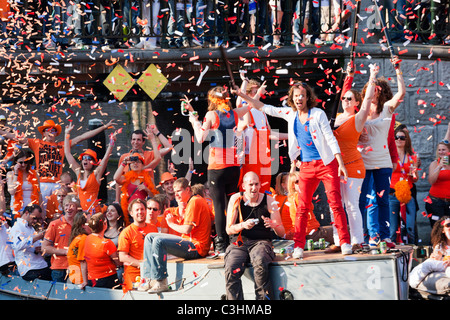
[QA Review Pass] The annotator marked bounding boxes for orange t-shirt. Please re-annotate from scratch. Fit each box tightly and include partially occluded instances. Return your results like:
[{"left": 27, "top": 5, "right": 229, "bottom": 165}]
[
  {"left": 288, "top": 193, "right": 320, "bottom": 234},
  {"left": 333, "top": 116, "right": 365, "bottom": 179},
  {"left": 67, "top": 234, "right": 87, "bottom": 285},
  {"left": 182, "top": 195, "right": 212, "bottom": 257},
  {"left": 83, "top": 234, "right": 117, "bottom": 280},
  {"left": 44, "top": 215, "right": 72, "bottom": 270},
  {"left": 274, "top": 193, "right": 293, "bottom": 235},
  {"left": 27, "top": 138, "right": 68, "bottom": 183},
  {"left": 208, "top": 111, "right": 239, "bottom": 170},
  {"left": 118, "top": 223, "right": 157, "bottom": 292}
]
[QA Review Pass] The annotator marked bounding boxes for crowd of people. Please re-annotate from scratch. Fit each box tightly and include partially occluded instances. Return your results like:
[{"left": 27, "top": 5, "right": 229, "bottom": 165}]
[
  {"left": 0, "top": 55, "right": 449, "bottom": 299},
  {"left": 2, "top": 0, "right": 449, "bottom": 51}
]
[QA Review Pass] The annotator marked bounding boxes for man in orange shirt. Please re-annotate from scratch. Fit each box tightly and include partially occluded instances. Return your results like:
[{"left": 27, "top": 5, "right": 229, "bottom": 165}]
[
  {"left": 118, "top": 198, "right": 158, "bottom": 292},
  {"left": 41, "top": 193, "right": 80, "bottom": 282},
  {"left": 139, "top": 178, "right": 212, "bottom": 293}
]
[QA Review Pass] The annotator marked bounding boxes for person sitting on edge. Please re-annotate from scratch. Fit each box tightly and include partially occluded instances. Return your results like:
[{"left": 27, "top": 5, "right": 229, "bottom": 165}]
[
  {"left": 139, "top": 178, "right": 212, "bottom": 293},
  {"left": 224, "top": 171, "right": 285, "bottom": 300},
  {"left": 118, "top": 198, "right": 158, "bottom": 293}
]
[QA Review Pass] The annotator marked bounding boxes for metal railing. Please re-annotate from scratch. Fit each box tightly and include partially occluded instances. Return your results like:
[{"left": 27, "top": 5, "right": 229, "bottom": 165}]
[{"left": 1, "top": 0, "right": 449, "bottom": 49}]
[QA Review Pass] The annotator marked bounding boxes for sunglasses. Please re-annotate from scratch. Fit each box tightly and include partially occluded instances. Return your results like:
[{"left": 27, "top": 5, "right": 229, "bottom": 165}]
[
  {"left": 45, "top": 128, "right": 57, "bottom": 133},
  {"left": 441, "top": 140, "right": 450, "bottom": 144},
  {"left": 341, "top": 96, "right": 353, "bottom": 101},
  {"left": 444, "top": 223, "right": 450, "bottom": 228},
  {"left": 147, "top": 207, "right": 160, "bottom": 211},
  {"left": 395, "top": 136, "right": 406, "bottom": 141},
  {"left": 17, "top": 161, "right": 26, "bottom": 165},
  {"left": 82, "top": 155, "right": 94, "bottom": 161}
]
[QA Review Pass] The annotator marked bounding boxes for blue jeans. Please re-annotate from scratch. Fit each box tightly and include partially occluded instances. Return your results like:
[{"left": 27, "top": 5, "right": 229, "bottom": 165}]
[
  {"left": 359, "top": 168, "right": 393, "bottom": 241},
  {"left": 51, "top": 269, "right": 67, "bottom": 283},
  {"left": 142, "top": 233, "right": 202, "bottom": 281},
  {"left": 389, "top": 193, "right": 416, "bottom": 243}
]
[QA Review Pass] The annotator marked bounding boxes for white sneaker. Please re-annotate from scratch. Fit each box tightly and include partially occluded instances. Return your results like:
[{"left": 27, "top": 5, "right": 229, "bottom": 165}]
[
  {"left": 148, "top": 278, "right": 169, "bottom": 294},
  {"left": 341, "top": 243, "right": 353, "bottom": 255},
  {"left": 292, "top": 247, "right": 303, "bottom": 259},
  {"left": 136, "top": 278, "right": 152, "bottom": 291}
]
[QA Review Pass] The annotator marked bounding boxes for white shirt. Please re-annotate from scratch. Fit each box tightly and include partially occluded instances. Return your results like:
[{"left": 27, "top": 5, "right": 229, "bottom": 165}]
[
  {"left": 262, "top": 105, "right": 341, "bottom": 165},
  {"left": 359, "top": 104, "right": 393, "bottom": 170},
  {"left": 9, "top": 218, "right": 48, "bottom": 276}
]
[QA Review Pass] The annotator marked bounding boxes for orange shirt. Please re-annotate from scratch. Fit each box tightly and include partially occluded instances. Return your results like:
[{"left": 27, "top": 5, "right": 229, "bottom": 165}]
[
  {"left": 182, "top": 195, "right": 212, "bottom": 257},
  {"left": 44, "top": 215, "right": 72, "bottom": 270},
  {"left": 83, "top": 234, "right": 117, "bottom": 280},
  {"left": 161, "top": 207, "right": 183, "bottom": 236},
  {"left": 67, "top": 234, "right": 87, "bottom": 285},
  {"left": 77, "top": 172, "right": 101, "bottom": 213},
  {"left": 208, "top": 111, "right": 239, "bottom": 170},
  {"left": 119, "top": 150, "right": 155, "bottom": 181},
  {"left": 333, "top": 116, "right": 365, "bottom": 179},
  {"left": 118, "top": 223, "right": 157, "bottom": 291},
  {"left": 27, "top": 138, "right": 67, "bottom": 183},
  {"left": 274, "top": 193, "right": 292, "bottom": 235},
  {"left": 288, "top": 193, "right": 320, "bottom": 234}
]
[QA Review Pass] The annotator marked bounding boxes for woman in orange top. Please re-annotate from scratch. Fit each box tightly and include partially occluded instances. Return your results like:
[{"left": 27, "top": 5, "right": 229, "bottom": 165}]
[
  {"left": 426, "top": 139, "right": 450, "bottom": 228},
  {"left": 67, "top": 212, "right": 90, "bottom": 288},
  {"left": 389, "top": 127, "right": 419, "bottom": 244},
  {"left": 6, "top": 148, "right": 41, "bottom": 218},
  {"left": 64, "top": 123, "right": 117, "bottom": 216},
  {"left": 272, "top": 172, "right": 293, "bottom": 239},
  {"left": 83, "top": 213, "right": 121, "bottom": 289},
  {"left": 329, "top": 63, "right": 379, "bottom": 252},
  {"left": 184, "top": 86, "right": 251, "bottom": 253}
]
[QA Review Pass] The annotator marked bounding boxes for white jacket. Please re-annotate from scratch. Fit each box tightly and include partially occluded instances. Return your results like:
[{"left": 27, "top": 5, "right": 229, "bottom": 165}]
[{"left": 261, "top": 105, "right": 341, "bottom": 165}]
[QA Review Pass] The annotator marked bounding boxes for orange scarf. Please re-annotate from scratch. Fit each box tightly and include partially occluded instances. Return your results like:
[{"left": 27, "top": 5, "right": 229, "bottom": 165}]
[
  {"left": 120, "top": 170, "right": 158, "bottom": 225},
  {"left": 13, "top": 169, "right": 40, "bottom": 217}
]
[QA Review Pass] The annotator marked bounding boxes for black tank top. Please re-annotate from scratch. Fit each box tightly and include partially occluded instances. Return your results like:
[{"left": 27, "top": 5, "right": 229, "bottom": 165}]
[{"left": 230, "top": 194, "right": 273, "bottom": 242}]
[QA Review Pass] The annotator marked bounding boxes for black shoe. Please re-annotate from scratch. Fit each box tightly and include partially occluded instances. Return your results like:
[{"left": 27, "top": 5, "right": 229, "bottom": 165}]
[{"left": 214, "top": 236, "right": 228, "bottom": 254}]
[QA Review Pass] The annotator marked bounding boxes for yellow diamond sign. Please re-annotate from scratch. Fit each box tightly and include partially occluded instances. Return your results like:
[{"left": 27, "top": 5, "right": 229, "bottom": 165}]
[
  {"left": 136, "top": 64, "right": 168, "bottom": 100},
  {"left": 103, "top": 65, "right": 135, "bottom": 101}
]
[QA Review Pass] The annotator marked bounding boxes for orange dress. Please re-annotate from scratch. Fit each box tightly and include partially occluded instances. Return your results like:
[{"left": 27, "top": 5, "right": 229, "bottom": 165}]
[
  {"left": 76, "top": 172, "right": 101, "bottom": 214},
  {"left": 333, "top": 115, "right": 365, "bottom": 179}
]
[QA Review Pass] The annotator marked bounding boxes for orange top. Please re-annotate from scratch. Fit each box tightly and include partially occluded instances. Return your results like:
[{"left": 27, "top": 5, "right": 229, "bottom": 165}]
[
  {"left": 333, "top": 116, "right": 365, "bottom": 179},
  {"left": 208, "top": 111, "right": 239, "bottom": 170},
  {"left": 119, "top": 150, "right": 155, "bottom": 181},
  {"left": 76, "top": 172, "right": 102, "bottom": 213},
  {"left": 429, "top": 168, "right": 450, "bottom": 199},
  {"left": 118, "top": 223, "right": 157, "bottom": 292},
  {"left": 390, "top": 154, "right": 417, "bottom": 189},
  {"left": 161, "top": 207, "right": 183, "bottom": 236},
  {"left": 27, "top": 138, "right": 68, "bottom": 183},
  {"left": 83, "top": 234, "right": 117, "bottom": 280},
  {"left": 182, "top": 195, "right": 212, "bottom": 257},
  {"left": 44, "top": 215, "right": 72, "bottom": 270},
  {"left": 274, "top": 193, "right": 293, "bottom": 235},
  {"left": 289, "top": 193, "right": 320, "bottom": 234},
  {"left": 67, "top": 234, "right": 87, "bottom": 284}
]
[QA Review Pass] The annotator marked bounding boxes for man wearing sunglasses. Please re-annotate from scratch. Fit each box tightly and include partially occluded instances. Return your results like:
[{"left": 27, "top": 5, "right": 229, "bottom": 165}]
[{"left": 0, "top": 119, "right": 116, "bottom": 210}]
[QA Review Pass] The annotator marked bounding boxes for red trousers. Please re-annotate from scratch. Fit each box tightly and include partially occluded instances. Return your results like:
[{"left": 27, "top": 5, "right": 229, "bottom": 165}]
[{"left": 294, "top": 159, "right": 350, "bottom": 249}]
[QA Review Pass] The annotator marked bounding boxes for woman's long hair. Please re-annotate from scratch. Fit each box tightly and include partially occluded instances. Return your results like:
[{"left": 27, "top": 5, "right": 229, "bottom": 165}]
[{"left": 68, "top": 212, "right": 88, "bottom": 244}]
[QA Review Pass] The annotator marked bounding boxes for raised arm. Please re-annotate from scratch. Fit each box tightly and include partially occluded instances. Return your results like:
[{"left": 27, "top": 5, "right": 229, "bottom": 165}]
[
  {"left": 146, "top": 123, "right": 173, "bottom": 157},
  {"left": 71, "top": 119, "right": 116, "bottom": 146},
  {"left": 94, "top": 132, "right": 117, "bottom": 183},
  {"left": 355, "top": 64, "right": 380, "bottom": 132},
  {"left": 64, "top": 123, "right": 81, "bottom": 173},
  {"left": 143, "top": 130, "right": 161, "bottom": 170},
  {"left": 387, "top": 56, "right": 406, "bottom": 113}
]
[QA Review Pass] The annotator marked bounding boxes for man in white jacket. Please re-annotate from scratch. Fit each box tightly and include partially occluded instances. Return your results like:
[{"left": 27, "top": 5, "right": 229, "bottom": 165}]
[{"left": 236, "top": 82, "right": 352, "bottom": 258}]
